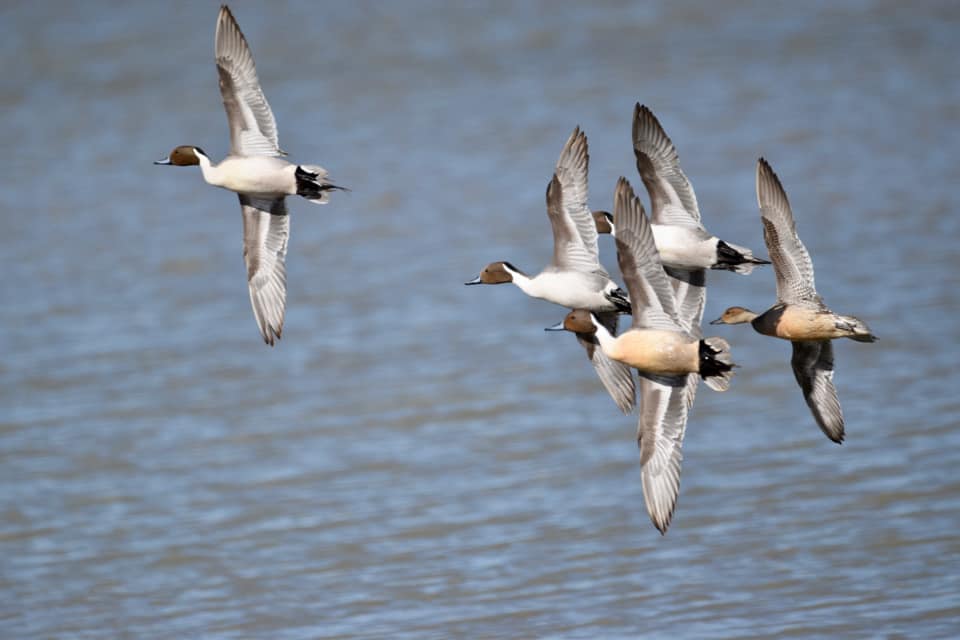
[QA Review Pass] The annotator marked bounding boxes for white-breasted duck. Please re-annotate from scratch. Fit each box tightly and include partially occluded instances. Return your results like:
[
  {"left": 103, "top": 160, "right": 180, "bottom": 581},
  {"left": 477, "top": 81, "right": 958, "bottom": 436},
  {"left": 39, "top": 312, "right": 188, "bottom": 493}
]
[
  {"left": 591, "top": 104, "right": 769, "bottom": 275},
  {"left": 155, "top": 5, "right": 344, "bottom": 345},
  {"left": 468, "top": 128, "right": 635, "bottom": 413}
]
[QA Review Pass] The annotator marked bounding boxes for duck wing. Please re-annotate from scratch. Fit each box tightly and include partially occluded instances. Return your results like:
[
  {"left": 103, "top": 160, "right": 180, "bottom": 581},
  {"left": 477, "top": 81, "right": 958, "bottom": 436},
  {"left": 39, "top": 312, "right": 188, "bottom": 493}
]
[
  {"left": 756, "top": 158, "right": 818, "bottom": 304},
  {"left": 665, "top": 266, "right": 706, "bottom": 339},
  {"left": 215, "top": 6, "right": 284, "bottom": 157},
  {"left": 613, "top": 178, "right": 680, "bottom": 330},
  {"left": 240, "top": 195, "right": 288, "bottom": 345},
  {"left": 555, "top": 127, "right": 600, "bottom": 262},
  {"left": 545, "top": 174, "right": 603, "bottom": 273},
  {"left": 632, "top": 104, "right": 702, "bottom": 229},
  {"left": 637, "top": 372, "right": 693, "bottom": 534},
  {"left": 575, "top": 311, "right": 636, "bottom": 414},
  {"left": 791, "top": 340, "right": 844, "bottom": 443}
]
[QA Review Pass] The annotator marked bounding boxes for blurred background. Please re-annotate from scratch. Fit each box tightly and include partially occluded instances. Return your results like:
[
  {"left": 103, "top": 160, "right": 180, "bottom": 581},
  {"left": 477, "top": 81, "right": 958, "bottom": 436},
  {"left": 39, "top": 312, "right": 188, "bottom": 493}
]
[{"left": 2, "top": 1, "right": 958, "bottom": 637}]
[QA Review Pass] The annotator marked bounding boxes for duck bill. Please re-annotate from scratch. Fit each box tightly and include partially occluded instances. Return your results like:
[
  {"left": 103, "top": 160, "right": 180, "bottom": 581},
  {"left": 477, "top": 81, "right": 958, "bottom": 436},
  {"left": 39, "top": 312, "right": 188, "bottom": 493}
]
[
  {"left": 544, "top": 321, "right": 566, "bottom": 332},
  {"left": 464, "top": 275, "right": 482, "bottom": 285},
  {"left": 153, "top": 156, "right": 172, "bottom": 165},
  {"left": 708, "top": 317, "right": 724, "bottom": 325}
]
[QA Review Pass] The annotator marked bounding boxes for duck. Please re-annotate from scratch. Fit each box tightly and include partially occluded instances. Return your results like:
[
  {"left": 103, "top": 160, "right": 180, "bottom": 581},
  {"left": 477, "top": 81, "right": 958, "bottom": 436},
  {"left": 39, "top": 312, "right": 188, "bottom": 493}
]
[
  {"left": 590, "top": 104, "right": 770, "bottom": 275},
  {"left": 155, "top": 5, "right": 343, "bottom": 345},
  {"left": 468, "top": 128, "right": 635, "bottom": 413},
  {"left": 549, "top": 177, "right": 735, "bottom": 534},
  {"left": 710, "top": 158, "right": 877, "bottom": 444}
]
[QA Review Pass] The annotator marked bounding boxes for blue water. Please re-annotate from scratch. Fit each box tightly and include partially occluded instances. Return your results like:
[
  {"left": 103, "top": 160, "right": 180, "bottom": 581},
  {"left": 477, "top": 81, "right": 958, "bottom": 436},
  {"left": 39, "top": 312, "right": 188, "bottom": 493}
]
[{"left": 2, "top": 1, "right": 958, "bottom": 637}]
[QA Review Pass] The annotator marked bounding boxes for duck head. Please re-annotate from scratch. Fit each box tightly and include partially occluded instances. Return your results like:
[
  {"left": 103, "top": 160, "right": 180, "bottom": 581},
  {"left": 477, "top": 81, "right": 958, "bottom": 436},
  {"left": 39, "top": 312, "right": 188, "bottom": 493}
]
[
  {"left": 592, "top": 210, "right": 615, "bottom": 236},
  {"left": 154, "top": 145, "right": 207, "bottom": 166},
  {"left": 465, "top": 261, "right": 520, "bottom": 285},
  {"left": 544, "top": 309, "right": 598, "bottom": 334},
  {"left": 709, "top": 306, "right": 757, "bottom": 325}
]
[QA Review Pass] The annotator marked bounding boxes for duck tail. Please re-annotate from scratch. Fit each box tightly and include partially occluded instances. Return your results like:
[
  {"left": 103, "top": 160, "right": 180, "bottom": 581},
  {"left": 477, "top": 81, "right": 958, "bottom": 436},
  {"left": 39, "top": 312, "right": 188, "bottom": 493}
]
[
  {"left": 842, "top": 316, "right": 878, "bottom": 343},
  {"left": 713, "top": 240, "right": 771, "bottom": 275},
  {"left": 605, "top": 286, "right": 632, "bottom": 314},
  {"left": 295, "top": 165, "right": 347, "bottom": 204},
  {"left": 699, "top": 336, "right": 736, "bottom": 391}
]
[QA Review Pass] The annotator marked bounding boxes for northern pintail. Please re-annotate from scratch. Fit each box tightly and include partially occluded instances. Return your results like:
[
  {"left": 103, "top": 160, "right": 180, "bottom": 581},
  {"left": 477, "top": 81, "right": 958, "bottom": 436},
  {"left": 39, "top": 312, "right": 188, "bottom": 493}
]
[
  {"left": 550, "top": 177, "right": 735, "bottom": 533},
  {"left": 591, "top": 104, "right": 769, "bottom": 275},
  {"left": 710, "top": 158, "right": 876, "bottom": 443},
  {"left": 468, "top": 128, "right": 635, "bottom": 413},
  {"left": 155, "top": 5, "right": 343, "bottom": 345}
]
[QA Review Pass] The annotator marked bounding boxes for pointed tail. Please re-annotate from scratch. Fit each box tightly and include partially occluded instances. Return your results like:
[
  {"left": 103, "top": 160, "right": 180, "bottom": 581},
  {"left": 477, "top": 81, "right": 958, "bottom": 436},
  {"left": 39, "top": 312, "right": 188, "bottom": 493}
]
[{"left": 699, "top": 336, "right": 735, "bottom": 391}]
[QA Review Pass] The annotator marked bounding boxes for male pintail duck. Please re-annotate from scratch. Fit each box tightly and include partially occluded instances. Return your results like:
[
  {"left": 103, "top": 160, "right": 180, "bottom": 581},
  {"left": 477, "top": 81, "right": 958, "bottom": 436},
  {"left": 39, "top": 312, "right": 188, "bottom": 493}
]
[
  {"left": 550, "top": 177, "right": 735, "bottom": 534},
  {"left": 155, "top": 5, "right": 344, "bottom": 345},
  {"left": 710, "top": 158, "right": 877, "bottom": 444},
  {"left": 591, "top": 104, "right": 770, "bottom": 275},
  {"left": 468, "top": 129, "right": 635, "bottom": 413}
]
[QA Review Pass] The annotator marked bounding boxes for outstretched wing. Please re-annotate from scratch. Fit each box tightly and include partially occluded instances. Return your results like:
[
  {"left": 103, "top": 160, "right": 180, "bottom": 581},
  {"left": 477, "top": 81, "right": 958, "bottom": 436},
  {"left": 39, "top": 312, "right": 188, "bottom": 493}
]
[
  {"left": 613, "top": 177, "right": 680, "bottom": 330},
  {"left": 240, "top": 195, "right": 288, "bottom": 345},
  {"left": 757, "top": 158, "right": 818, "bottom": 304},
  {"left": 637, "top": 372, "right": 693, "bottom": 534},
  {"left": 632, "top": 104, "right": 702, "bottom": 228},
  {"left": 555, "top": 127, "right": 600, "bottom": 262},
  {"left": 545, "top": 174, "right": 601, "bottom": 272},
  {"left": 791, "top": 340, "right": 844, "bottom": 443},
  {"left": 215, "top": 6, "right": 283, "bottom": 157},
  {"left": 575, "top": 311, "right": 636, "bottom": 414}
]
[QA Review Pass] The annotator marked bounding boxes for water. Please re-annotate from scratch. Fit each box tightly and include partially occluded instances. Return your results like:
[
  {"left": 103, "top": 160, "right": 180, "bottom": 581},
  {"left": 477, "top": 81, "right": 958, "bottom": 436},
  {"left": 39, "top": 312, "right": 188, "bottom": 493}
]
[{"left": 2, "top": 1, "right": 959, "bottom": 637}]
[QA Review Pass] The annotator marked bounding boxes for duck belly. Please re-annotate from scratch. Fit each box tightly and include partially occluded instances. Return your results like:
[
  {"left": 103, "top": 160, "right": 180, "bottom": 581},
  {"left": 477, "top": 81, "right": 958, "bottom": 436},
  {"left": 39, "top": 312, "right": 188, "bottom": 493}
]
[
  {"left": 212, "top": 157, "right": 296, "bottom": 197},
  {"left": 527, "top": 271, "right": 615, "bottom": 311},
  {"left": 608, "top": 330, "right": 698, "bottom": 373},
  {"left": 651, "top": 225, "right": 715, "bottom": 270},
  {"left": 760, "top": 306, "right": 842, "bottom": 341}
]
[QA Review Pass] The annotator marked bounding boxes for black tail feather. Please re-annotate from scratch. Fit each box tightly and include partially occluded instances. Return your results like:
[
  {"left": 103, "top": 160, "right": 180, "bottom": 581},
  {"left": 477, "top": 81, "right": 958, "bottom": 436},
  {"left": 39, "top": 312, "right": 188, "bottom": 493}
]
[
  {"left": 714, "top": 240, "right": 770, "bottom": 270},
  {"left": 295, "top": 166, "right": 347, "bottom": 200},
  {"left": 606, "top": 287, "right": 632, "bottom": 313}
]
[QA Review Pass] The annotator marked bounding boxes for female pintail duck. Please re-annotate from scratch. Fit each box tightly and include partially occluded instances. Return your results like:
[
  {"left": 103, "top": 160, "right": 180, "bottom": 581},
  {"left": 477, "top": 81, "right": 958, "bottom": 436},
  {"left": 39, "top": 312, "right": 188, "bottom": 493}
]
[
  {"left": 591, "top": 104, "right": 769, "bottom": 274},
  {"left": 155, "top": 5, "right": 343, "bottom": 345},
  {"left": 550, "top": 177, "right": 735, "bottom": 534},
  {"left": 710, "top": 158, "right": 877, "bottom": 444},
  {"left": 468, "top": 129, "right": 635, "bottom": 413}
]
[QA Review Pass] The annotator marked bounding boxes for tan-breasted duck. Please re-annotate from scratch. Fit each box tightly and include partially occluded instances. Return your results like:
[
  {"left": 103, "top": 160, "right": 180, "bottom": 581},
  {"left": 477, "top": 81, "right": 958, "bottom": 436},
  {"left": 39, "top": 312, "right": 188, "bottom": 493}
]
[
  {"left": 550, "top": 177, "right": 735, "bottom": 534},
  {"left": 710, "top": 158, "right": 876, "bottom": 443}
]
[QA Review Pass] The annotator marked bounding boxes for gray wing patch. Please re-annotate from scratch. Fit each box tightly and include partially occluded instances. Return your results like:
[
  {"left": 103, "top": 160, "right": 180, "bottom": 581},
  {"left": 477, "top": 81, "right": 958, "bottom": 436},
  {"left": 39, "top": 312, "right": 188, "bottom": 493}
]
[
  {"left": 575, "top": 311, "right": 636, "bottom": 414},
  {"left": 555, "top": 127, "right": 600, "bottom": 262},
  {"left": 757, "top": 159, "right": 817, "bottom": 303},
  {"left": 613, "top": 178, "right": 681, "bottom": 331},
  {"left": 664, "top": 266, "right": 706, "bottom": 338},
  {"left": 545, "top": 173, "right": 600, "bottom": 272},
  {"left": 791, "top": 340, "right": 844, "bottom": 443},
  {"left": 215, "top": 6, "right": 283, "bottom": 157},
  {"left": 632, "top": 104, "right": 702, "bottom": 228},
  {"left": 637, "top": 372, "right": 692, "bottom": 534},
  {"left": 240, "top": 195, "right": 288, "bottom": 345}
]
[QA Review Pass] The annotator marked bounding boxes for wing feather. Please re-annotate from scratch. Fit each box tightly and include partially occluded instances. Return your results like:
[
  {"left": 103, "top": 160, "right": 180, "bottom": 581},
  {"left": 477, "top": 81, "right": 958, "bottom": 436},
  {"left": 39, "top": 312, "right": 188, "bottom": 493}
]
[
  {"left": 215, "top": 6, "right": 283, "bottom": 157},
  {"left": 757, "top": 158, "right": 818, "bottom": 304},
  {"left": 791, "top": 340, "right": 844, "bottom": 443},
  {"left": 240, "top": 195, "right": 288, "bottom": 345},
  {"left": 637, "top": 373, "right": 692, "bottom": 534},
  {"left": 613, "top": 178, "right": 680, "bottom": 330}
]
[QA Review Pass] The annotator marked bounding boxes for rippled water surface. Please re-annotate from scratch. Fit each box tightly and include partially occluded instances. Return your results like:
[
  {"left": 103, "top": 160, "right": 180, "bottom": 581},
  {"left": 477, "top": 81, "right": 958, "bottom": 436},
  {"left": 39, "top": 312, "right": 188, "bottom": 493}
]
[{"left": 2, "top": 1, "right": 959, "bottom": 637}]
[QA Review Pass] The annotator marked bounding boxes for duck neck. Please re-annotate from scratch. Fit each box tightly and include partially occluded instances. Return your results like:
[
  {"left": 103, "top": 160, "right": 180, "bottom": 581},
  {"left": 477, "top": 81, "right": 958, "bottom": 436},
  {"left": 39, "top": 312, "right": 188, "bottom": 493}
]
[
  {"left": 592, "top": 317, "right": 617, "bottom": 355},
  {"left": 505, "top": 266, "right": 535, "bottom": 295},
  {"left": 195, "top": 151, "right": 219, "bottom": 186}
]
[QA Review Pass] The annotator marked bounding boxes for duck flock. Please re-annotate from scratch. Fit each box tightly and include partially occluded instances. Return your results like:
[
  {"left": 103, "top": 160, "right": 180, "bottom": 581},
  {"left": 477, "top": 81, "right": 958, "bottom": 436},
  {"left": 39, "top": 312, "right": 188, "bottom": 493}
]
[{"left": 158, "top": 6, "right": 877, "bottom": 534}]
